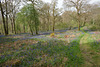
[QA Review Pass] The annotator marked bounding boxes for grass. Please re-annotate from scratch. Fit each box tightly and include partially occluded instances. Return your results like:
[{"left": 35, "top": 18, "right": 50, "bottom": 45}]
[
  {"left": 80, "top": 30, "right": 100, "bottom": 67},
  {"left": 65, "top": 34, "right": 84, "bottom": 67}
]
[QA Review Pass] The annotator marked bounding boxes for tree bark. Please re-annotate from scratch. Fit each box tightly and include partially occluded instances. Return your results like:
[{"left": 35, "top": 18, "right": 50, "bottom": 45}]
[
  {"left": 52, "top": 8, "right": 55, "bottom": 32},
  {"left": 83, "top": 21, "right": 86, "bottom": 26},
  {"left": 23, "top": 23, "right": 26, "bottom": 33},
  {"left": 82, "top": 17, "right": 86, "bottom": 26},
  {"left": 1, "top": 24, "right": 3, "bottom": 34},
  {"left": 47, "top": 10, "right": 50, "bottom": 31},
  {"left": 13, "top": 18, "right": 16, "bottom": 34},
  {"left": 52, "top": 20, "right": 55, "bottom": 32},
  {"left": 77, "top": 8, "right": 80, "bottom": 31},
  {"left": 9, "top": 16, "right": 14, "bottom": 33},
  {"left": 35, "top": 27, "right": 38, "bottom": 35},
  {"left": 28, "top": 21, "right": 33, "bottom": 35},
  {"left": 5, "top": 0, "right": 9, "bottom": 35},
  {"left": 78, "top": 20, "right": 80, "bottom": 31},
  {"left": 35, "top": 22, "right": 38, "bottom": 35},
  {"left": 0, "top": 2, "right": 8, "bottom": 35},
  {"left": 5, "top": 15, "right": 9, "bottom": 34}
]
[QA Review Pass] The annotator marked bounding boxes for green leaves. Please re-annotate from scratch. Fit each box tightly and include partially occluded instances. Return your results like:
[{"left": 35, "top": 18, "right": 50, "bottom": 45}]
[{"left": 16, "top": 4, "right": 40, "bottom": 34}]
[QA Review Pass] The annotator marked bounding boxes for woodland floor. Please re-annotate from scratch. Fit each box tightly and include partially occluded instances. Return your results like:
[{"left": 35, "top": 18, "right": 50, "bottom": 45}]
[{"left": 0, "top": 29, "right": 100, "bottom": 67}]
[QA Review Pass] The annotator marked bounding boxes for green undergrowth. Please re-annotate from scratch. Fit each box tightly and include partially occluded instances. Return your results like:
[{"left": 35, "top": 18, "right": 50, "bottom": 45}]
[
  {"left": 1, "top": 30, "right": 99, "bottom": 67},
  {"left": 80, "top": 32, "right": 100, "bottom": 66},
  {"left": 0, "top": 34, "right": 85, "bottom": 67},
  {"left": 66, "top": 34, "right": 84, "bottom": 67}
]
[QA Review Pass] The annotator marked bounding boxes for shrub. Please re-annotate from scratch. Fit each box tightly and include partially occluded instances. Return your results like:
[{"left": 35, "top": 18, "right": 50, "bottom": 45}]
[
  {"left": 89, "top": 25, "right": 97, "bottom": 31},
  {"left": 50, "top": 33, "right": 55, "bottom": 37},
  {"left": 88, "top": 25, "right": 100, "bottom": 31}
]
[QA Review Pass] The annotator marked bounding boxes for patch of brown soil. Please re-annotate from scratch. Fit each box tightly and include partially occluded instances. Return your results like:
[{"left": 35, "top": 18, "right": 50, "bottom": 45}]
[{"left": 80, "top": 35, "right": 100, "bottom": 67}]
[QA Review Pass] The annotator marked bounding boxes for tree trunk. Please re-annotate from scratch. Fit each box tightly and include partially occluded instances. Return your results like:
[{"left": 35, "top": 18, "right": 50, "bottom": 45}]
[
  {"left": 76, "top": 6, "right": 81, "bottom": 31},
  {"left": 35, "top": 28, "right": 38, "bottom": 35},
  {"left": 35, "top": 21, "right": 38, "bottom": 35},
  {"left": 11, "top": 23, "right": 14, "bottom": 33},
  {"left": 13, "top": 16, "right": 16, "bottom": 34},
  {"left": 78, "top": 14, "right": 80, "bottom": 31},
  {"left": 53, "top": 21, "right": 55, "bottom": 32},
  {"left": 9, "top": 15, "right": 14, "bottom": 33},
  {"left": 78, "top": 21, "right": 80, "bottom": 31},
  {"left": 23, "top": 23, "right": 26, "bottom": 33},
  {"left": 83, "top": 18, "right": 86, "bottom": 26},
  {"left": 1, "top": 24, "right": 3, "bottom": 34},
  {"left": 47, "top": 10, "right": 50, "bottom": 31},
  {"left": 30, "top": 27, "right": 33, "bottom": 35},
  {"left": 0, "top": 2, "right": 8, "bottom": 35},
  {"left": 77, "top": 12, "right": 80, "bottom": 31},
  {"left": 11, "top": 19, "right": 14, "bottom": 33},
  {"left": 69, "top": 26, "right": 72, "bottom": 30},
  {"left": 52, "top": 8, "right": 55, "bottom": 32},
  {"left": 5, "top": 0, "right": 9, "bottom": 35},
  {"left": 5, "top": 15, "right": 9, "bottom": 35},
  {"left": 52, "top": 16, "right": 55, "bottom": 32},
  {"left": 82, "top": 21, "right": 86, "bottom": 26},
  {"left": 28, "top": 22, "right": 33, "bottom": 35},
  {"left": 35, "top": 26, "right": 38, "bottom": 35}
]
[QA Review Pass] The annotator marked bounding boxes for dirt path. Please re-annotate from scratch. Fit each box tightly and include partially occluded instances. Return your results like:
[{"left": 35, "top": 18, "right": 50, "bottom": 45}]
[{"left": 80, "top": 34, "right": 100, "bottom": 67}]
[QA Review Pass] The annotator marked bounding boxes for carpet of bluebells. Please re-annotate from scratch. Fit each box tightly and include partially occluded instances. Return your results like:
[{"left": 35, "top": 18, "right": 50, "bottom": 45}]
[{"left": 0, "top": 30, "right": 100, "bottom": 67}]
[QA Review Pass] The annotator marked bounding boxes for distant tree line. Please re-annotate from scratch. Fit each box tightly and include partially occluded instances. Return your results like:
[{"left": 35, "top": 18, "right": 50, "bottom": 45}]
[{"left": 0, "top": 0, "right": 100, "bottom": 35}]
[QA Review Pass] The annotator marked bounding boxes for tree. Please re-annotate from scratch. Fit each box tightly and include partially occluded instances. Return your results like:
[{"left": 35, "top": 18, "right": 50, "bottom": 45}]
[
  {"left": 0, "top": 0, "right": 8, "bottom": 35},
  {"left": 23, "top": 0, "right": 41, "bottom": 35},
  {"left": 0, "top": 0, "right": 21, "bottom": 35},
  {"left": 9, "top": 0, "right": 21, "bottom": 34},
  {"left": 51, "top": 0, "right": 58, "bottom": 32},
  {"left": 16, "top": 11, "right": 28, "bottom": 33},
  {"left": 61, "top": 11, "right": 77, "bottom": 29},
  {"left": 64, "top": 0, "right": 91, "bottom": 31},
  {"left": 39, "top": 3, "right": 51, "bottom": 31},
  {"left": 20, "top": 4, "right": 40, "bottom": 35}
]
